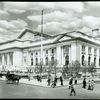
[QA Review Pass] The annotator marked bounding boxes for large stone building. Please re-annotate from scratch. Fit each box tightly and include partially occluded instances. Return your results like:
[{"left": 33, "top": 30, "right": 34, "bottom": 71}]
[{"left": 0, "top": 28, "right": 100, "bottom": 73}]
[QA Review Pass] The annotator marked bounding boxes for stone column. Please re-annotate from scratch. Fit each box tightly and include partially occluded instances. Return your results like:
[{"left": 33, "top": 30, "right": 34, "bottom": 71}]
[
  {"left": 61, "top": 46, "right": 64, "bottom": 66},
  {"left": 85, "top": 46, "right": 88, "bottom": 65},
  {"left": 38, "top": 51, "right": 40, "bottom": 65},
  {"left": 43, "top": 50, "right": 45, "bottom": 65},
  {"left": 91, "top": 48, "right": 94, "bottom": 63},
  {"left": 96, "top": 49, "right": 99, "bottom": 68},
  {"left": 7, "top": 53, "right": 10, "bottom": 67},
  {"left": 48, "top": 49, "right": 51, "bottom": 62},
  {"left": 2, "top": 54, "right": 4, "bottom": 66},
  {"left": 56, "top": 45, "right": 62, "bottom": 67},
  {"left": 70, "top": 43, "right": 77, "bottom": 62},
  {"left": 76, "top": 44, "right": 81, "bottom": 64},
  {"left": 69, "top": 46, "right": 71, "bottom": 64}
]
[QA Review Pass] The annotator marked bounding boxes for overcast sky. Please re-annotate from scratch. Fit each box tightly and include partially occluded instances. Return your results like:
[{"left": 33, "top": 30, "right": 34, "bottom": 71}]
[{"left": 0, "top": 2, "right": 100, "bottom": 41}]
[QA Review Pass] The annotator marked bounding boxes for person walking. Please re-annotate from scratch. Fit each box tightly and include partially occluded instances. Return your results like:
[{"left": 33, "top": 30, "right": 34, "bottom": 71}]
[
  {"left": 82, "top": 78, "right": 86, "bottom": 88},
  {"left": 47, "top": 76, "right": 51, "bottom": 86},
  {"left": 91, "top": 80, "right": 95, "bottom": 90},
  {"left": 28, "top": 71, "right": 31, "bottom": 81},
  {"left": 74, "top": 77, "right": 77, "bottom": 84},
  {"left": 69, "top": 77, "right": 73, "bottom": 89},
  {"left": 60, "top": 76, "right": 63, "bottom": 86},
  {"left": 88, "top": 80, "right": 91, "bottom": 90},
  {"left": 70, "top": 84, "right": 76, "bottom": 96}
]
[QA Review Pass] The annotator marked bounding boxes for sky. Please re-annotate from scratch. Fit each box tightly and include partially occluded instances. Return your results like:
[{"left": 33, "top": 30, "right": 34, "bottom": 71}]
[{"left": 0, "top": 2, "right": 100, "bottom": 41}]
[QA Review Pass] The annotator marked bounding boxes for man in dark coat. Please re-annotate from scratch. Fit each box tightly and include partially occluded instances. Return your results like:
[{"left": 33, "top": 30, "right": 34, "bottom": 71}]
[
  {"left": 60, "top": 76, "right": 63, "bottom": 86},
  {"left": 69, "top": 77, "right": 73, "bottom": 89},
  {"left": 82, "top": 78, "right": 86, "bottom": 88}
]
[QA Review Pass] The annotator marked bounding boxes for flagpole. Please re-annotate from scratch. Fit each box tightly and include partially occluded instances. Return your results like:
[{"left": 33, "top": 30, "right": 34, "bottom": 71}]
[{"left": 40, "top": 10, "right": 43, "bottom": 76}]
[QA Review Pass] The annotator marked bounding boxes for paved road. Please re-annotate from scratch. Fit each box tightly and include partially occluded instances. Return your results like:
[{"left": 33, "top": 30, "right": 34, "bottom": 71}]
[{"left": 0, "top": 80, "right": 100, "bottom": 99}]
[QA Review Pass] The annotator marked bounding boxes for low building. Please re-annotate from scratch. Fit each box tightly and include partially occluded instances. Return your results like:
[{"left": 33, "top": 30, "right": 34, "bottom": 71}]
[{"left": 0, "top": 28, "right": 100, "bottom": 73}]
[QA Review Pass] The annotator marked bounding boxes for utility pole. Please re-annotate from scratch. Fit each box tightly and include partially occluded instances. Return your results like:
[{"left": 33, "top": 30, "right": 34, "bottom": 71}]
[{"left": 40, "top": 10, "right": 43, "bottom": 77}]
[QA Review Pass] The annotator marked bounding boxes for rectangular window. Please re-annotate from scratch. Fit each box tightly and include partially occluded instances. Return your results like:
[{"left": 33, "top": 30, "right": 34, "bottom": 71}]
[
  {"left": 51, "top": 49, "right": 54, "bottom": 53},
  {"left": 46, "top": 50, "right": 48, "bottom": 54},
  {"left": 82, "top": 45, "right": 85, "bottom": 52},
  {"left": 94, "top": 49, "right": 97, "bottom": 55}
]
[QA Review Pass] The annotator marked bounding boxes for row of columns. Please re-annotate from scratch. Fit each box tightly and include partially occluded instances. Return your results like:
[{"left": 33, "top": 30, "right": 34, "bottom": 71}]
[
  {"left": 23, "top": 45, "right": 71, "bottom": 67},
  {"left": 0, "top": 53, "right": 13, "bottom": 69},
  {"left": 83, "top": 46, "right": 100, "bottom": 67}
]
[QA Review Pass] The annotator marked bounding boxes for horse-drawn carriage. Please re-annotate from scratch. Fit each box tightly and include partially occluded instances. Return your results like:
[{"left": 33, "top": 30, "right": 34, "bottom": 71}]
[{"left": 6, "top": 73, "right": 21, "bottom": 84}]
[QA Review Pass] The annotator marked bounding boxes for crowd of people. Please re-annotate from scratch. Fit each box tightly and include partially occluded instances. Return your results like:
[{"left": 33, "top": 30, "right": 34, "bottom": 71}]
[
  {"left": 47, "top": 75, "right": 64, "bottom": 88},
  {"left": 3, "top": 70, "right": 96, "bottom": 97},
  {"left": 82, "top": 77, "right": 95, "bottom": 90}
]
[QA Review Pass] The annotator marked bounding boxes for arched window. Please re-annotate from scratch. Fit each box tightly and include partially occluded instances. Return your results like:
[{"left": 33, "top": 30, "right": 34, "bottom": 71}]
[
  {"left": 88, "top": 56, "right": 91, "bottom": 66},
  {"left": 82, "top": 55, "right": 84, "bottom": 65},
  {"left": 45, "top": 57, "right": 48, "bottom": 65},
  {"left": 65, "top": 55, "right": 69, "bottom": 65},
  {"left": 51, "top": 56, "right": 54, "bottom": 65},
  {"left": 94, "top": 57, "right": 96, "bottom": 66},
  {"left": 30, "top": 52, "right": 33, "bottom": 66},
  {"left": 35, "top": 58, "right": 38, "bottom": 66},
  {"left": 31, "top": 58, "right": 33, "bottom": 66},
  {"left": 99, "top": 58, "right": 100, "bottom": 66}
]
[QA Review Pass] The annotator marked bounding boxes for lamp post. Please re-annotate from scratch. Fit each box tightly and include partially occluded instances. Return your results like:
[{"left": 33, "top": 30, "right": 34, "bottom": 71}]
[{"left": 40, "top": 10, "right": 44, "bottom": 77}]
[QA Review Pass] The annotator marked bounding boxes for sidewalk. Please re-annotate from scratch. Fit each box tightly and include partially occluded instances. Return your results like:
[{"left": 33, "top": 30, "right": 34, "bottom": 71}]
[{"left": 0, "top": 76, "right": 100, "bottom": 88}]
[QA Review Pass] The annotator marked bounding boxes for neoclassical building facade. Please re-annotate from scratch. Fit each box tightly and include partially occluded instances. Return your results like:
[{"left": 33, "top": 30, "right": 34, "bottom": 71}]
[{"left": 0, "top": 28, "right": 100, "bottom": 72}]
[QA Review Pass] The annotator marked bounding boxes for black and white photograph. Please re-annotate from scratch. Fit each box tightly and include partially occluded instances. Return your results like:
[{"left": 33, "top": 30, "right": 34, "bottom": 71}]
[{"left": 0, "top": 1, "right": 100, "bottom": 99}]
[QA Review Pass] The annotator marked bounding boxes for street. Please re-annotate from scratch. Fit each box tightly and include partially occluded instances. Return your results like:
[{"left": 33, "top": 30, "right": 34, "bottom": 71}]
[{"left": 0, "top": 80, "right": 100, "bottom": 99}]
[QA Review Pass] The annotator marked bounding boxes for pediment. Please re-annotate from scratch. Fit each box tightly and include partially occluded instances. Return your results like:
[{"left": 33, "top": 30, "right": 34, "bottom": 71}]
[
  {"left": 17, "top": 29, "right": 50, "bottom": 41},
  {"left": 59, "top": 36, "right": 72, "bottom": 41},
  {"left": 54, "top": 34, "right": 74, "bottom": 42},
  {"left": 21, "top": 31, "right": 35, "bottom": 40},
  {"left": 66, "top": 31, "right": 88, "bottom": 38}
]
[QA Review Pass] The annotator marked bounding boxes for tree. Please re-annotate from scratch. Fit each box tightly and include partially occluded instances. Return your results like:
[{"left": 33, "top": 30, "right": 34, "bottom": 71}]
[
  {"left": 82, "top": 60, "right": 88, "bottom": 77},
  {"left": 68, "top": 60, "right": 81, "bottom": 77},
  {"left": 88, "top": 62, "right": 96, "bottom": 76},
  {"left": 47, "top": 59, "right": 58, "bottom": 77},
  {"left": 73, "top": 60, "right": 81, "bottom": 77},
  {"left": 47, "top": 60, "right": 53, "bottom": 76},
  {"left": 62, "top": 65, "right": 69, "bottom": 78}
]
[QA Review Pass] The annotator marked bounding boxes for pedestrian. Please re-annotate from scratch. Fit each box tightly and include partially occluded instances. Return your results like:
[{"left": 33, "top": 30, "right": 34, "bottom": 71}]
[
  {"left": 55, "top": 76, "right": 58, "bottom": 84},
  {"left": 60, "top": 76, "right": 63, "bottom": 86},
  {"left": 69, "top": 77, "right": 73, "bottom": 89},
  {"left": 74, "top": 77, "right": 77, "bottom": 84},
  {"left": 54, "top": 77, "right": 57, "bottom": 86},
  {"left": 88, "top": 80, "right": 91, "bottom": 90},
  {"left": 91, "top": 80, "right": 95, "bottom": 90},
  {"left": 70, "top": 84, "right": 76, "bottom": 96},
  {"left": 47, "top": 77, "right": 51, "bottom": 86},
  {"left": 28, "top": 71, "right": 31, "bottom": 81},
  {"left": 82, "top": 78, "right": 86, "bottom": 88},
  {"left": 37, "top": 75, "right": 39, "bottom": 82},
  {"left": 6, "top": 70, "right": 10, "bottom": 78},
  {"left": 39, "top": 75, "right": 42, "bottom": 82}
]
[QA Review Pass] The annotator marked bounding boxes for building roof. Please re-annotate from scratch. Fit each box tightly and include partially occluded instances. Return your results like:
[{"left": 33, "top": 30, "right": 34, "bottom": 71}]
[
  {"left": 17, "top": 28, "right": 52, "bottom": 39},
  {"left": 0, "top": 28, "right": 100, "bottom": 48}
]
